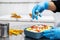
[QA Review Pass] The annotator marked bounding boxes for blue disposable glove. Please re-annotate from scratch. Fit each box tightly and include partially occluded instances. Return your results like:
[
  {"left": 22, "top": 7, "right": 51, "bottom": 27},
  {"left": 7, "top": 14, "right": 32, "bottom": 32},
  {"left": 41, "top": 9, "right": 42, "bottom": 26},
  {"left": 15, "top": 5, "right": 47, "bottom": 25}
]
[
  {"left": 32, "top": 1, "right": 49, "bottom": 20},
  {"left": 43, "top": 27, "right": 60, "bottom": 39}
]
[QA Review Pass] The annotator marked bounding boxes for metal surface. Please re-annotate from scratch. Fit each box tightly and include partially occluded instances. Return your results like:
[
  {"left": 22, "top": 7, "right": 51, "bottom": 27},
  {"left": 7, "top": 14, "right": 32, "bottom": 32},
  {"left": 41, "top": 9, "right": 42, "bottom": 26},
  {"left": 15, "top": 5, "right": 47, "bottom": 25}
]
[
  {"left": 0, "top": 37, "right": 49, "bottom": 40},
  {"left": 0, "top": 34, "right": 50, "bottom": 40},
  {"left": 0, "top": 23, "right": 9, "bottom": 38}
]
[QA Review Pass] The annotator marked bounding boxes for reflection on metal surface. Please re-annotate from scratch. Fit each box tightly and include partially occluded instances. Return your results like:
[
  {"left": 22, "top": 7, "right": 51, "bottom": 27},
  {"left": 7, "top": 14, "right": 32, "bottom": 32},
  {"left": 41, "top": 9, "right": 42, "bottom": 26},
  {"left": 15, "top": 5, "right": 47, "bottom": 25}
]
[
  {"left": 0, "top": 29, "right": 1, "bottom": 36},
  {"left": 0, "top": 37, "right": 9, "bottom": 40}
]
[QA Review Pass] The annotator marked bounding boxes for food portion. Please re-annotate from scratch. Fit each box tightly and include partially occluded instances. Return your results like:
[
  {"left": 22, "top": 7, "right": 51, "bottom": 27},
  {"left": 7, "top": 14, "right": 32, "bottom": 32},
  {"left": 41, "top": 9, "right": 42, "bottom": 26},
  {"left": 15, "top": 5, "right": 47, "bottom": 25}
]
[
  {"left": 9, "top": 29, "right": 24, "bottom": 36},
  {"left": 26, "top": 25, "right": 52, "bottom": 32},
  {"left": 29, "top": 13, "right": 32, "bottom": 18},
  {"left": 11, "top": 12, "right": 21, "bottom": 18}
]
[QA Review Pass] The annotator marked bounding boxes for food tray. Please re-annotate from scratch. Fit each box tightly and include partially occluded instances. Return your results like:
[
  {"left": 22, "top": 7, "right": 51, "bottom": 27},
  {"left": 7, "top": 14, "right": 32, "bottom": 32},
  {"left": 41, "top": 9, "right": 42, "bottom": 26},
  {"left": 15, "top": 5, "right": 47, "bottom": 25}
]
[{"left": 24, "top": 28, "right": 43, "bottom": 39}]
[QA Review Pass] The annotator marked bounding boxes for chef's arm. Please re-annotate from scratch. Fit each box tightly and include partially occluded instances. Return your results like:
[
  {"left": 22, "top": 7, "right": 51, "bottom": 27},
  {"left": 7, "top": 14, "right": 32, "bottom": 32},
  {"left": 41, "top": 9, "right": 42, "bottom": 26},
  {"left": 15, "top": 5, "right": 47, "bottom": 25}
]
[
  {"left": 48, "top": 2, "right": 56, "bottom": 11},
  {"left": 32, "top": 1, "right": 57, "bottom": 20}
]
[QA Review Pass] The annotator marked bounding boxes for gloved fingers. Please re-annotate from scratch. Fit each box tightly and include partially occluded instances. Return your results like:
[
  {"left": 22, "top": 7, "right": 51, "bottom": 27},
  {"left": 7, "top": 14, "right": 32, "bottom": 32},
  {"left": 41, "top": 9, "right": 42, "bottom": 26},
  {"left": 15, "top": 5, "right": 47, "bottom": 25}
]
[
  {"left": 43, "top": 33, "right": 54, "bottom": 36},
  {"left": 37, "top": 6, "right": 44, "bottom": 13},
  {"left": 32, "top": 5, "right": 38, "bottom": 17},
  {"left": 36, "top": 9, "right": 42, "bottom": 17},
  {"left": 43, "top": 29, "right": 56, "bottom": 39},
  {"left": 43, "top": 28, "right": 60, "bottom": 39},
  {"left": 32, "top": 14, "right": 38, "bottom": 20},
  {"left": 43, "top": 32, "right": 55, "bottom": 39},
  {"left": 32, "top": 5, "right": 38, "bottom": 14},
  {"left": 36, "top": 6, "right": 41, "bottom": 12},
  {"left": 43, "top": 30, "right": 52, "bottom": 33},
  {"left": 32, "top": 15, "right": 35, "bottom": 20},
  {"left": 36, "top": 16, "right": 38, "bottom": 20},
  {"left": 32, "top": 5, "right": 39, "bottom": 20},
  {"left": 39, "top": 13, "right": 42, "bottom": 17},
  {"left": 34, "top": 6, "right": 40, "bottom": 16},
  {"left": 32, "top": 10, "right": 36, "bottom": 16},
  {"left": 35, "top": 6, "right": 42, "bottom": 16},
  {"left": 32, "top": 8, "right": 36, "bottom": 20}
]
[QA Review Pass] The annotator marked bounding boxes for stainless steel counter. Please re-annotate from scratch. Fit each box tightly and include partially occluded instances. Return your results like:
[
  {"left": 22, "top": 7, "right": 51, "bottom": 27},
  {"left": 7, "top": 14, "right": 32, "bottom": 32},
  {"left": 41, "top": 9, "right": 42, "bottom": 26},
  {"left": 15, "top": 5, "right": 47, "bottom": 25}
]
[
  {"left": 0, "top": 33, "right": 60, "bottom": 40},
  {"left": 0, "top": 37, "right": 9, "bottom": 40},
  {"left": 0, "top": 33, "right": 49, "bottom": 40},
  {"left": 0, "top": 35, "right": 50, "bottom": 40}
]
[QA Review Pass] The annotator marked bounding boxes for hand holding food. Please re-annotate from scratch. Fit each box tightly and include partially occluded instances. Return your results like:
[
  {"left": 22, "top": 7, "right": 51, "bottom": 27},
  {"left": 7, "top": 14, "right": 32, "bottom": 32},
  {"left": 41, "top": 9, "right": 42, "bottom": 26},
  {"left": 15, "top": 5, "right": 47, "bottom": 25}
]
[
  {"left": 43, "top": 27, "right": 60, "bottom": 39},
  {"left": 32, "top": 1, "right": 49, "bottom": 20}
]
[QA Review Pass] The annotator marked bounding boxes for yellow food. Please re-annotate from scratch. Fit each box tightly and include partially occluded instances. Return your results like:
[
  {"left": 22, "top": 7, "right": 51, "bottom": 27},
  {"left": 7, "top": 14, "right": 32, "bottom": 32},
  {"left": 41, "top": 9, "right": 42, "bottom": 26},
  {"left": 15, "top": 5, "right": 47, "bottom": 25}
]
[
  {"left": 9, "top": 29, "right": 13, "bottom": 36},
  {"left": 12, "top": 32, "right": 20, "bottom": 35},
  {"left": 18, "top": 30, "right": 24, "bottom": 34},
  {"left": 29, "top": 13, "right": 32, "bottom": 18},
  {"left": 9, "top": 29, "right": 23, "bottom": 36},
  {"left": 9, "top": 31, "right": 12, "bottom": 36},
  {"left": 26, "top": 28, "right": 32, "bottom": 31},
  {"left": 26, "top": 25, "right": 52, "bottom": 32},
  {"left": 15, "top": 15, "right": 21, "bottom": 18},
  {"left": 11, "top": 12, "right": 21, "bottom": 18}
]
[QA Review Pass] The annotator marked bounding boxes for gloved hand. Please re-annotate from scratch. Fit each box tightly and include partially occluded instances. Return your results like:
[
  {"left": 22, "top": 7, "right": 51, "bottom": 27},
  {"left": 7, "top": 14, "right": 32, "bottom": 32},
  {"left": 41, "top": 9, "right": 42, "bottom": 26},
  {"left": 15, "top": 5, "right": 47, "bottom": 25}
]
[
  {"left": 32, "top": 1, "right": 49, "bottom": 20},
  {"left": 43, "top": 27, "right": 60, "bottom": 39}
]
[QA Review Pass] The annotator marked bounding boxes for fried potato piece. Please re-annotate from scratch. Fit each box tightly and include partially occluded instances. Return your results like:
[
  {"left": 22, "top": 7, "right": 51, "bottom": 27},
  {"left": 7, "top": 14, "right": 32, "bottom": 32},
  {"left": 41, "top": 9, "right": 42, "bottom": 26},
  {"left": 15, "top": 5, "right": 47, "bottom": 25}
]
[
  {"left": 9, "top": 29, "right": 24, "bottom": 36},
  {"left": 9, "top": 29, "right": 13, "bottom": 36},
  {"left": 11, "top": 12, "right": 21, "bottom": 18},
  {"left": 29, "top": 13, "right": 32, "bottom": 18}
]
